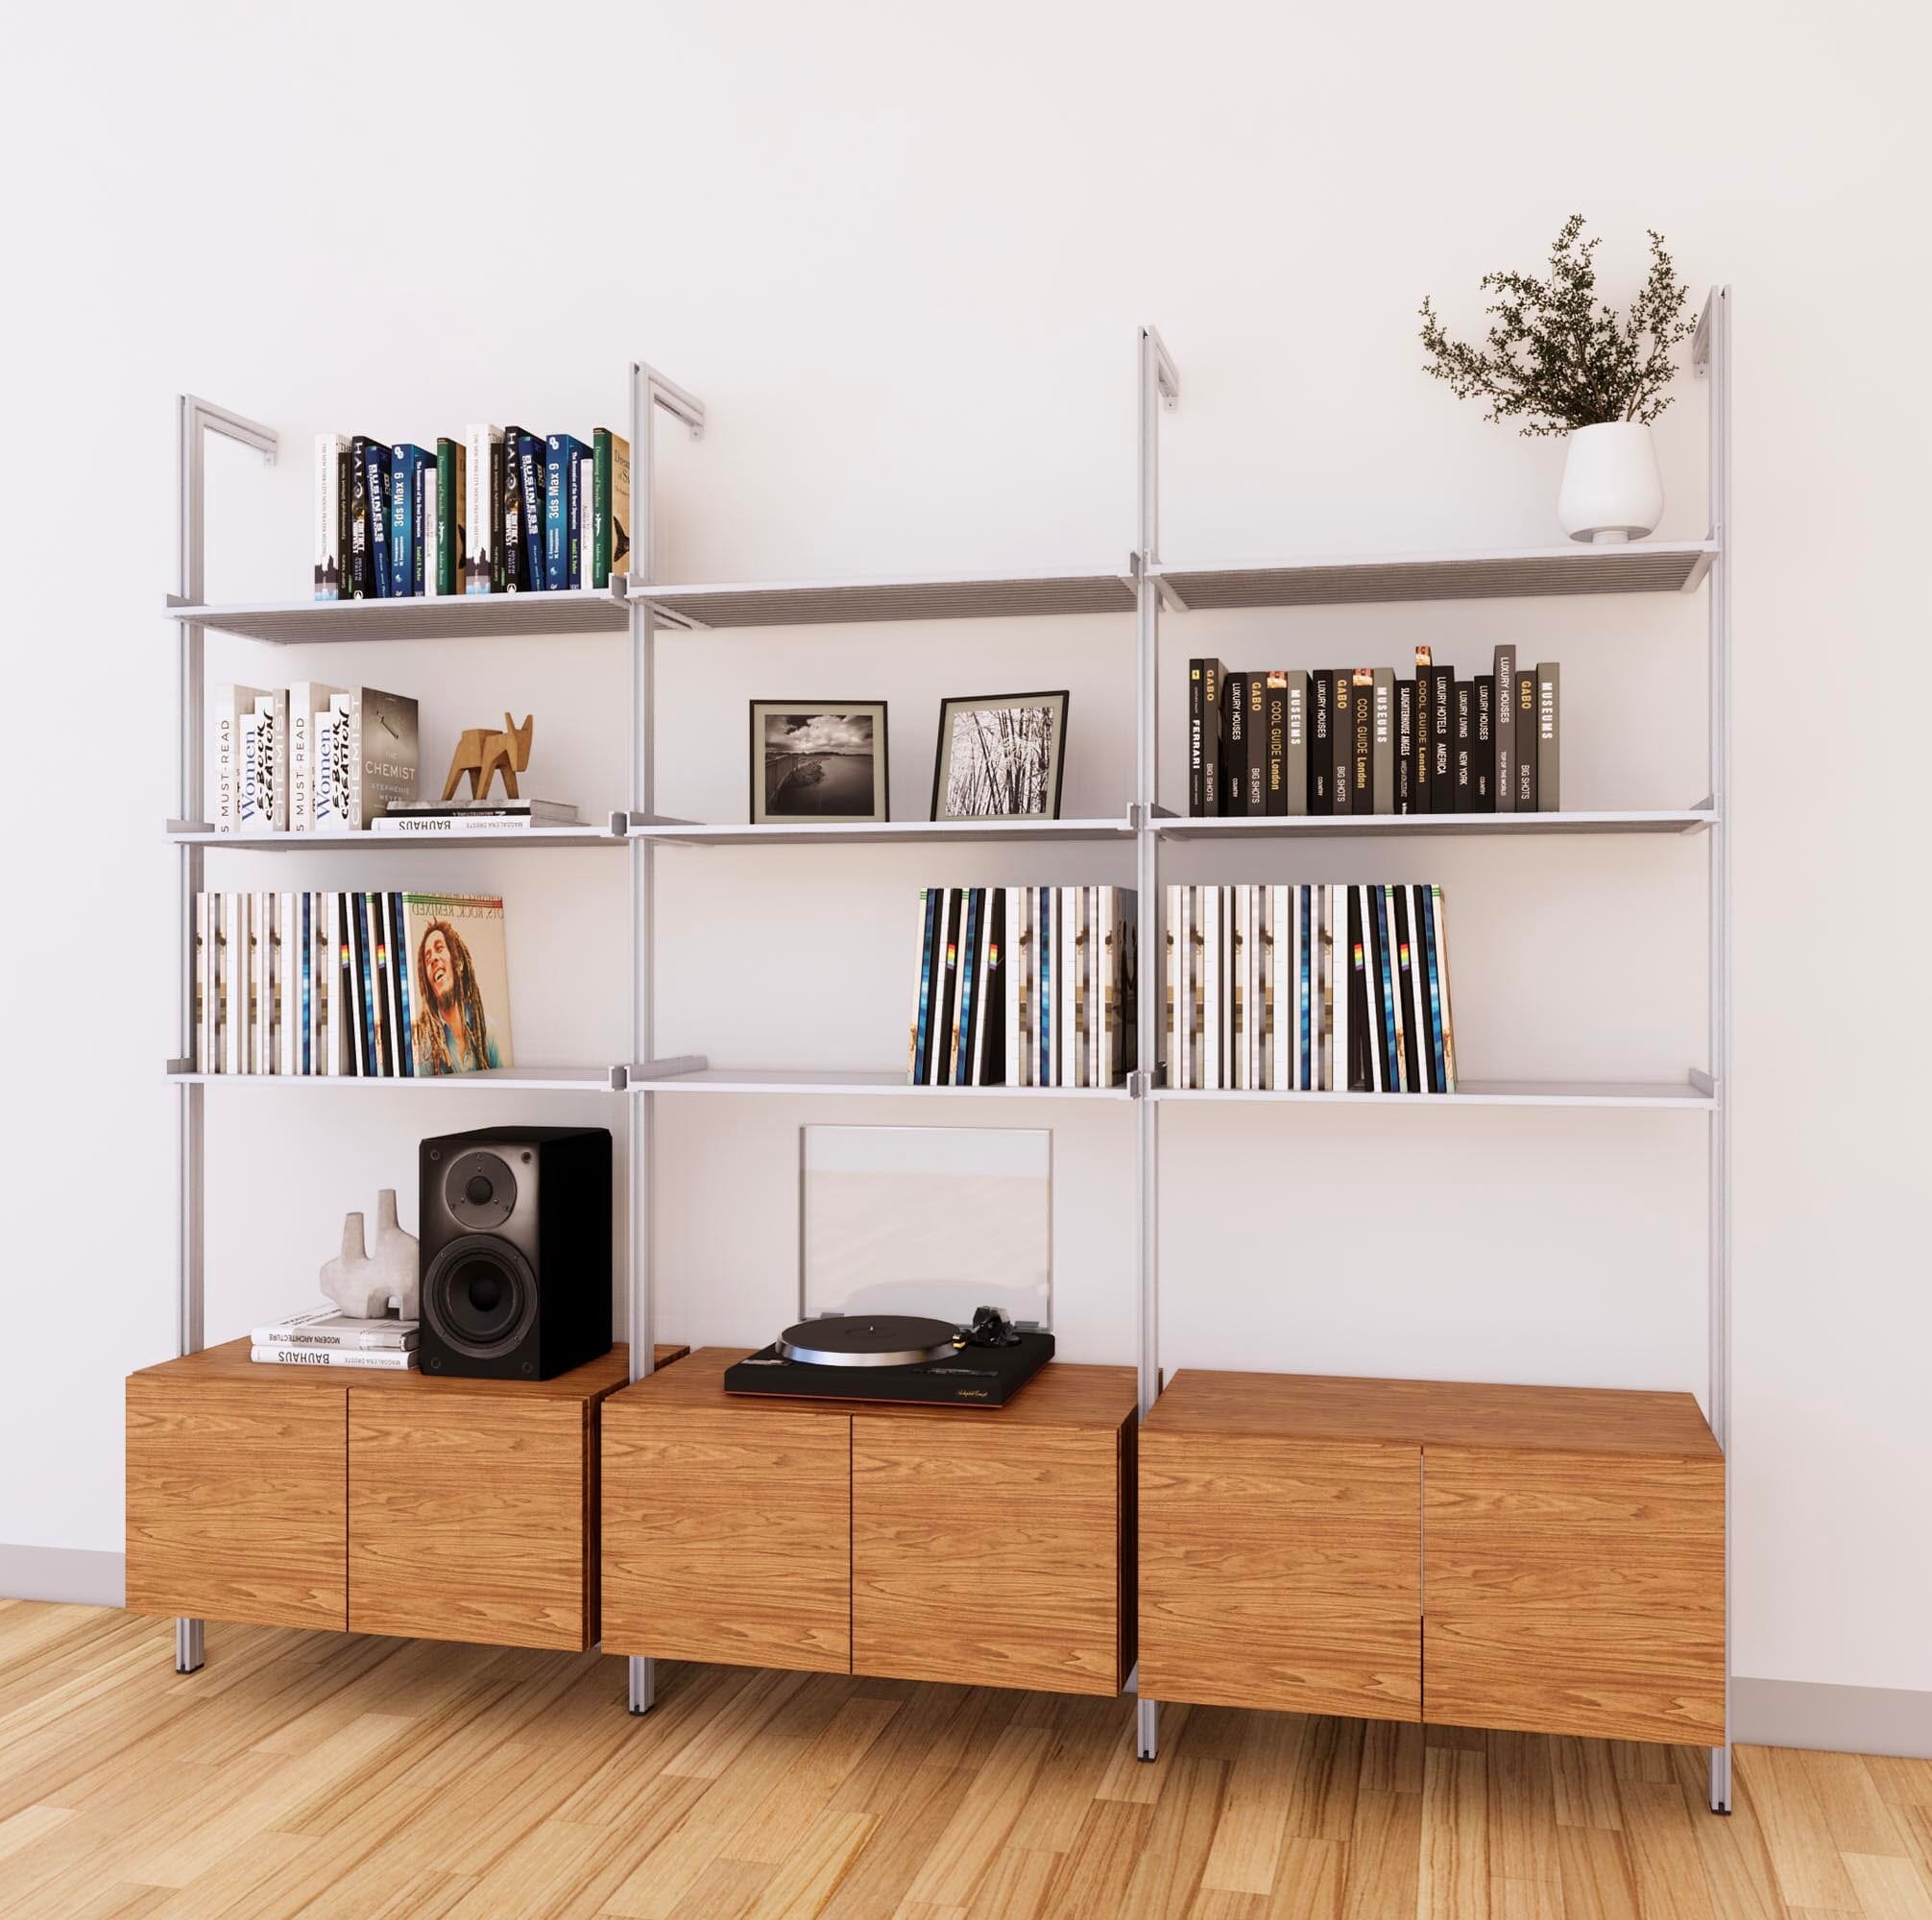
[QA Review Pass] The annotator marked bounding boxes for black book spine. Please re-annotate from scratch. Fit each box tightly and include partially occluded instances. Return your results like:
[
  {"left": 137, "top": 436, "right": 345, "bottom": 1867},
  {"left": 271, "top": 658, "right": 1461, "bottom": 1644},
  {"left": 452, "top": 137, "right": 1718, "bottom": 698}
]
[
  {"left": 1223, "top": 672, "right": 1248, "bottom": 816},
  {"left": 1513, "top": 669, "right": 1537, "bottom": 809},
  {"left": 336, "top": 447, "right": 353, "bottom": 603},
  {"left": 1246, "top": 674, "right": 1268, "bottom": 814},
  {"left": 1350, "top": 671, "right": 1373, "bottom": 813},
  {"left": 1265, "top": 673, "right": 1288, "bottom": 816},
  {"left": 1188, "top": 660, "right": 1204, "bottom": 817},
  {"left": 1285, "top": 671, "right": 1309, "bottom": 816},
  {"left": 1474, "top": 675, "right": 1496, "bottom": 811},
  {"left": 348, "top": 435, "right": 370, "bottom": 600},
  {"left": 1392, "top": 886, "right": 1422, "bottom": 1092},
  {"left": 501, "top": 424, "right": 526, "bottom": 593},
  {"left": 1362, "top": 883, "right": 1389, "bottom": 1091},
  {"left": 1453, "top": 679, "right": 1474, "bottom": 812},
  {"left": 1331, "top": 669, "right": 1353, "bottom": 815},
  {"left": 1407, "top": 883, "right": 1438, "bottom": 1092},
  {"left": 982, "top": 889, "right": 1006, "bottom": 1086},
  {"left": 1395, "top": 678, "right": 1415, "bottom": 813},
  {"left": 1536, "top": 661, "right": 1561, "bottom": 811},
  {"left": 1200, "top": 659, "right": 1223, "bottom": 817},
  {"left": 1430, "top": 665, "right": 1454, "bottom": 804},
  {"left": 1492, "top": 643, "right": 1517, "bottom": 812},
  {"left": 1346, "top": 885, "right": 1371, "bottom": 1089},
  {"left": 489, "top": 437, "right": 508, "bottom": 592},
  {"left": 1309, "top": 670, "right": 1332, "bottom": 814}
]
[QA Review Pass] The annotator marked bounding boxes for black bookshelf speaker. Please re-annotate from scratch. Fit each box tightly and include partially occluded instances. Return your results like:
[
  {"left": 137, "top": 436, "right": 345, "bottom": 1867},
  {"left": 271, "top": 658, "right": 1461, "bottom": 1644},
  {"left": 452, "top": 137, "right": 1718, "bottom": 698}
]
[{"left": 417, "top": 1127, "right": 613, "bottom": 1380}]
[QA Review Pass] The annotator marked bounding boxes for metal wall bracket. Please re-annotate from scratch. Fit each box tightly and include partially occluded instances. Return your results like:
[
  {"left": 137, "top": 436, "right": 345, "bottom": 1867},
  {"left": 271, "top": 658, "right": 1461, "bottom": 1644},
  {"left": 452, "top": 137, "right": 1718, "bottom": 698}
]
[
  {"left": 629, "top": 1055, "right": 709, "bottom": 1084},
  {"left": 1126, "top": 1069, "right": 1152, "bottom": 1100}
]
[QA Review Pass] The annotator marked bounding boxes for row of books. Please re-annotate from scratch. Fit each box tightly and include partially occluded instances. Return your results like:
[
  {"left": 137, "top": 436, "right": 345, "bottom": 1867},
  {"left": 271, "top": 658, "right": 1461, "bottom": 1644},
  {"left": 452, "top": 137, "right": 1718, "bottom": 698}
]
[
  {"left": 313, "top": 428, "right": 632, "bottom": 599},
  {"left": 251, "top": 1309, "right": 419, "bottom": 1371},
  {"left": 1165, "top": 883, "right": 1459, "bottom": 1093},
  {"left": 191, "top": 891, "right": 514, "bottom": 1078},
  {"left": 1188, "top": 649, "right": 1561, "bottom": 816},
  {"left": 213, "top": 684, "right": 419, "bottom": 833},
  {"left": 909, "top": 886, "right": 1140, "bottom": 1088}
]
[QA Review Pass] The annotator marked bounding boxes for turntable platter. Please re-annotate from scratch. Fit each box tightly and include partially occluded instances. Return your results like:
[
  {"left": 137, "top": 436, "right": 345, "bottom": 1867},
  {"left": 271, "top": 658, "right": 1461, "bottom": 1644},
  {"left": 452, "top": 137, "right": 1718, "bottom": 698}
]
[{"left": 775, "top": 1313, "right": 960, "bottom": 1368}]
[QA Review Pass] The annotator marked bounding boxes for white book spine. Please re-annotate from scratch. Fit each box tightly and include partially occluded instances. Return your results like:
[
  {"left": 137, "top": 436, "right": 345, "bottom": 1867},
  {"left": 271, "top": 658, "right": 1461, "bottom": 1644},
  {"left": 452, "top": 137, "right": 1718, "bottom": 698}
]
[
  {"left": 325, "top": 891, "right": 342, "bottom": 1074},
  {"left": 578, "top": 460, "right": 593, "bottom": 590},
  {"left": 1177, "top": 886, "right": 1192, "bottom": 1092},
  {"left": 250, "top": 1346, "right": 418, "bottom": 1370},
  {"left": 370, "top": 815, "right": 548, "bottom": 835},
  {"left": 464, "top": 425, "right": 500, "bottom": 593},
  {"left": 220, "top": 894, "right": 239, "bottom": 1072},
  {"left": 194, "top": 893, "right": 209, "bottom": 1071},
  {"left": 1058, "top": 889, "right": 1075, "bottom": 1090},
  {"left": 211, "top": 685, "right": 244, "bottom": 832},
  {"left": 423, "top": 466, "right": 441, "bottom": 597},
  {"left": 1333, "top": 884, "right": 1350, "bottom": 1094},
  {"left": 268, "top": 688, "right": 289, "bottom": 832},
  {"left": 1433, "top": 885, "right": 1457, "bottom": 1092},
  {"left": 1271, "top": 884, "right": 1289, "bottom": 1092},
  {"left": 1202, "top": 886, "right": 1219, "bottom": 1092},
  {"left": 314, "top": 434, "right": 346, "bottom": 601},
  {"left": 256, "top": 889, "right": 275, "bottom": 1073}
]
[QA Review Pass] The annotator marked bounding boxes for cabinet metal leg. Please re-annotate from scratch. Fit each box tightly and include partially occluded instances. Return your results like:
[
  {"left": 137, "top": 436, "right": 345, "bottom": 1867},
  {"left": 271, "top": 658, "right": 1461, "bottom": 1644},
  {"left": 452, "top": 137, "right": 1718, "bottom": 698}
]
[
  {"left": 174, "top": 1618, "right": 204, "bottom": 1674},
  {"left": 1137, "top": 1696, "right": 1159, "bottom": 1761},
  {"left": 1708, "top": 1743, "right": 1731, "bottom": 1813},
  {"left": 628, "top": 1654, "right": 656, "bottom": 1716}
]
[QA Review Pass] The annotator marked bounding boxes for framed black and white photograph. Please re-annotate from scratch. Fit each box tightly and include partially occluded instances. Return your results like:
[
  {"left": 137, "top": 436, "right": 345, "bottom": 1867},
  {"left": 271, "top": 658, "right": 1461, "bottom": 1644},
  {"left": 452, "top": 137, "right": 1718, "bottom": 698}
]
[
  {"left": 749, "top": 702, "right": 890, "bottom": 824},
  {"left": 930, "top": 689, "right": 1069, "bottom": 821}
]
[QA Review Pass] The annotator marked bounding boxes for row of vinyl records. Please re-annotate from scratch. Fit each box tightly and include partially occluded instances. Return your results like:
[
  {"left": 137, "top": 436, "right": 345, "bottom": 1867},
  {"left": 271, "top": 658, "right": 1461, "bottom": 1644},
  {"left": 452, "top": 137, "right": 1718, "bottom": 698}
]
[
  {"left": 190, "top": 893, "right": 515, "bottom": 1077},
  {"left": 1165, "top": 884, "right": 1460, "bottom": 1093},
  {"left": 312, "top": 426, "right": 631, "bottom": 599},
  {"left": 908, "top": 887, "right": 1140, "bottom": 1088}
]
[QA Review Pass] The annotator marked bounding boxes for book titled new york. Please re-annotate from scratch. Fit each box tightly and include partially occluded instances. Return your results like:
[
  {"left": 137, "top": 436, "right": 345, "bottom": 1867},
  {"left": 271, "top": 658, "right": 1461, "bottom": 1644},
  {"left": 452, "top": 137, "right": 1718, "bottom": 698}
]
[
  {"left": 1283, "top": 669, "right": 1309, "bottom": 816},
  {"left": 1492, "top": 643, "right": 1517, "bottom": 812},
  {"left": 543, "top": 435, "right": 591, "bottom": 591},
  {"left": 1453, "top": 679, "right": 1474, "bottom": 812},
  {"left": 1535, "top": 661, "right": 1561, "bottom": 810},
  {"left": 1222, "top": 672, "right": 1248, "bottom": 816}
]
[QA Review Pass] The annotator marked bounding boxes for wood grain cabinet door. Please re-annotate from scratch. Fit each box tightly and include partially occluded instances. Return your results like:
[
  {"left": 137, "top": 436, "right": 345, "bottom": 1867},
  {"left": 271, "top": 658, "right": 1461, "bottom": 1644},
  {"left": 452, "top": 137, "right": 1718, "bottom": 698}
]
[
  {"left": 601, "top": 1407, "right": 853, "bottom": 1674},
  {"left": 852, "top": 1415, "right": 1126, "bottom": 1696},
  {"left": 1423, "top": 1446, "right": 1726, "bottom": 1745},
  {"left": 348, "top": 1392, "right": 592, "bottom": 1651},
  {"left": 1139, "top": 1433, "right": 1422, "bottom": 1721},
  {"left": 126, "top": 1380, "right": 348, "bottom": 1632}
]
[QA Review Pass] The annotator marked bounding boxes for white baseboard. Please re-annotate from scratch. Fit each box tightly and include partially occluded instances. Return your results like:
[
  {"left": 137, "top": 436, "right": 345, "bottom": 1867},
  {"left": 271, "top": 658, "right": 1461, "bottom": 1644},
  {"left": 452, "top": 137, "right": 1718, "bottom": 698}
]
[
  {"left": 1734, "top": 1676, "right": 1932, "bottom": 1760},
  {"left": 0, "top": 1546, "right": 125, "bottom": 1608}
]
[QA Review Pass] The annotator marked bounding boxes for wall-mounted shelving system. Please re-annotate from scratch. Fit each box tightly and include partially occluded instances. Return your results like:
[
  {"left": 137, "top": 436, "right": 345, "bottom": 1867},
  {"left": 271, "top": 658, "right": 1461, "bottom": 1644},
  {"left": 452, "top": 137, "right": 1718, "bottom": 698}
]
[{"left": 167, "top": 291, "right": 1730, "bottom": 1806}]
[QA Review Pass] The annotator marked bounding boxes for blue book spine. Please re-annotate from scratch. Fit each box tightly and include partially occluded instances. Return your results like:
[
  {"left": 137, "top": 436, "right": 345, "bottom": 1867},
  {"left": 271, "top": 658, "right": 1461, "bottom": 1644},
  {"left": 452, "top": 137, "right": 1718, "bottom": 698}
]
[
  {"left": 1037, "top": 886, "right": 1051, "bottom": 1085},
  {"left": 409, "top": 448, "right": 430, "bottom": 594},
  {"left": 389, "top": 448, "right": 412, "bottom": 597},
  {"left": 912, "top": 887, "right": 939, "bottom": 1083},
  {"left": 1376, "top": 886, "right": 1400, "bottom": 1090},
  {"left": 365, "top": 444, "right": 393, "bottom": 597},
  {"left": 300, "top": 893, "right": 311, "bottom": 1076},
  {"left": 519, "top": 435, "right": 546, "bottom": 589},
  {"left": 358, "top": 897, "right": 379, "bottom": 1072},
  {"left": 954, "top": 890, "right": 982, "bottom": 1087},
  {"left": 1299, "top": 883, "right": 1313, "bottom": 1090},
  {"left": 392, "top": 892, "right": 414, "bottom": 1076},
  {"left": 544, "top": 437, "right": 567, "bottom": 590}
]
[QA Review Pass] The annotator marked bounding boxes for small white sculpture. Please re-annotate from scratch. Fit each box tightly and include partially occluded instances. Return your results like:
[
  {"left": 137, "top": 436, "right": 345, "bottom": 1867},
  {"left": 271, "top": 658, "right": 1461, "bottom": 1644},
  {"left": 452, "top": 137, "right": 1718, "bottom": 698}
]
[{"left": 320, "top": 1189, "right": 421, "bottom": 1320}]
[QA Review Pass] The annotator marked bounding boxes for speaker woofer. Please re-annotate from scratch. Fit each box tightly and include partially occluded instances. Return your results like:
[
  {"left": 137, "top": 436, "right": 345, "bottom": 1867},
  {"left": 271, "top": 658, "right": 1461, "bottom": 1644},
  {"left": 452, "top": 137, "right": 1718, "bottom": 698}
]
[{"left": 422, "top": 1235, "right": 541, "bottom": 1359}]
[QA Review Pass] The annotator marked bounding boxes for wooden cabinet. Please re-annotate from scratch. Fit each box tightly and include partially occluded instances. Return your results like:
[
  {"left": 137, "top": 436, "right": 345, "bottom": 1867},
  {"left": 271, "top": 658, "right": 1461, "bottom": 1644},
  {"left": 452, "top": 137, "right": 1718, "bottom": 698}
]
[
  {"left": 601, "top": 1348, "right": 1137, "bottom": 1696},
  {"left": 127, "top": 1340, "right": 686, "bottom": 1651},
  {"left": 1139, "top": 1369, "right": 1723, "bottom": 1746}
]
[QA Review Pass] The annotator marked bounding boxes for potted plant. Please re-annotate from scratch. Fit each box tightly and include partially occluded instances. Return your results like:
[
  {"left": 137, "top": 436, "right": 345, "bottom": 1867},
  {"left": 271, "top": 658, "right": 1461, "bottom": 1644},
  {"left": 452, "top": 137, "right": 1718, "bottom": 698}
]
[{"left": 1419, "top": 216, "right": 1696, "bottom": 543}]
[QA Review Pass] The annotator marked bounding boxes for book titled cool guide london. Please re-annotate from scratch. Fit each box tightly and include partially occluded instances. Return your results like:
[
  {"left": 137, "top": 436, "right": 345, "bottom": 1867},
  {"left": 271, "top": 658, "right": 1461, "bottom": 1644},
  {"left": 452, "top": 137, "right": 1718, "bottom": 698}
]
[
  {"left": 906, "top": 886, "right": 1139, "bottom": 1088},
  {"left": 1164, "top": 882, "right": 1459, "bottom": 1092},
  {"left": 315, "top": 426, "right": 629, "bottom": 599},
  {"left": 1186, "top": 649, "right": 1563, "bottom": 816},
  {"left": 190, "top": 891, "right": 514, "bottom": 1078}
]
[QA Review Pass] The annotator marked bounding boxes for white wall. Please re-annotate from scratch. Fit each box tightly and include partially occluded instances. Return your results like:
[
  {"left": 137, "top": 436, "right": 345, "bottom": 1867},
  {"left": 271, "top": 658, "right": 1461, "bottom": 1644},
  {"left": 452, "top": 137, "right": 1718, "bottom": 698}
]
[{"left": 6, "top": 0, "right": 1928, "bottom": 1702}]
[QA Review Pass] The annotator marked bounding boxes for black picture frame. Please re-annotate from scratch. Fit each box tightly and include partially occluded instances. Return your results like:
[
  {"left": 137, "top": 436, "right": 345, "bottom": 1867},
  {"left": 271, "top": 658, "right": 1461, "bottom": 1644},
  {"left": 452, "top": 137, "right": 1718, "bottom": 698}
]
[
  {"left": 748, "top": 701, "right": 890, "bottom": 825},
  {"left": 930, "top": 689, "right": 1070, "bottom": 822}
]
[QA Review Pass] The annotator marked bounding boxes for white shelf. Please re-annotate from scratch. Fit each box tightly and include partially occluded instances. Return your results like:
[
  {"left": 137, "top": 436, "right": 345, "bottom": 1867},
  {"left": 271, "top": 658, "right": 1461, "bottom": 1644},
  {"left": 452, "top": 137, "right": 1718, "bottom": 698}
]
[
  {"left": 1150, "top": 540, "right": 1716, "bottom": 610},
  {"left": 166, "top": 587, "right": 628, "bottom": 645},
  {"left": 629, "top": 1067, "right": 1131, "bottom": 1098},
  {"left": 626, "top": 565, "right": 1135, "bottom": 630},
  {"left": 166, "top": 1064, "right": 624, "bottom": 1092},
  {"left": 1154, "top": 807, "right": 1714, "bottom": 842},
  {"left": 168, "top": 823, "right": 626, "bottom": 851},
  {"left": 1154, "top": 1077, "right": 1717, "bottom": 1110},
  {"left": 630, "top": 815, "right": 1135, "bottom": 848}
]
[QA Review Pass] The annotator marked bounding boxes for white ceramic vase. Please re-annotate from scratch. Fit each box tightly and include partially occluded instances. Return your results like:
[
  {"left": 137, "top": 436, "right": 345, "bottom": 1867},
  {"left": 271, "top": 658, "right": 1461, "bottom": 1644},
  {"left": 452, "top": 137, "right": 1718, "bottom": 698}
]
[{"left": 1556, "top": 420, "right": 1663, "bottom": 544}]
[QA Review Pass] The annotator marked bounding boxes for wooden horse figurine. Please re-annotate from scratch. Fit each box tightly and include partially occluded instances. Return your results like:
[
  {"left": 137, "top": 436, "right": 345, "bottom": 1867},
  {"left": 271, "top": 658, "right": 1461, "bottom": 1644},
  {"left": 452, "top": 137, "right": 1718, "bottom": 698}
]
[{"left": 442, "top": 713, "right": 534, "bottom": 802}]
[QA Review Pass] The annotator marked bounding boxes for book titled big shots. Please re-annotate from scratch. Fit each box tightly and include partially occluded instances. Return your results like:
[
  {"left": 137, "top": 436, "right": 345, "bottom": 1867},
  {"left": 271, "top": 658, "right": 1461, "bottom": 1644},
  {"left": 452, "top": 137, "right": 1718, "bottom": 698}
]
[
  {"left": 907, "top": 886, "right": 1138, "bottom": 1089},
  {"left": 189, "top": 891, "right": 514, "bottom": 1078},
  {"left": 1187, "top": 651, "right": 1560, "bottom": 816},
  {"left": 1165, "top": 881, "right": 1460, "bottom": 1094},
  {"left": 313, "top": 427, "right": 631, "bottom": 599}
]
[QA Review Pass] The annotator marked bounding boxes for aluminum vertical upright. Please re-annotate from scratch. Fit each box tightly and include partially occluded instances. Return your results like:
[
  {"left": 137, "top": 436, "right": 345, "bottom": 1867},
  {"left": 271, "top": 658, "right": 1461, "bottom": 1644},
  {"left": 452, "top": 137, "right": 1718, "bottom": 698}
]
[
  {"left": 1696, "top": 287, "right": 1734, "bottom": 1815},
  {"left": 1134, "top": 327, "right": 1179, "bottom": 1763},
  {"left": 624, "top": 362, "right": 706, "bottom": 1716},
  {"left": 170, "top": 396, "right": 278, "bottom": 1675}
]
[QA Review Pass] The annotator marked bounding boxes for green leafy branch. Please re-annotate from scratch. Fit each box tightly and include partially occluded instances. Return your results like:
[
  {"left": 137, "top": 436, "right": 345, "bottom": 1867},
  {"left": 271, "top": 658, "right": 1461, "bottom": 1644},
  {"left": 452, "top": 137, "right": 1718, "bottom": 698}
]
[{"left": 1419, "top": 216, "right": 1696, "bottom": 438}]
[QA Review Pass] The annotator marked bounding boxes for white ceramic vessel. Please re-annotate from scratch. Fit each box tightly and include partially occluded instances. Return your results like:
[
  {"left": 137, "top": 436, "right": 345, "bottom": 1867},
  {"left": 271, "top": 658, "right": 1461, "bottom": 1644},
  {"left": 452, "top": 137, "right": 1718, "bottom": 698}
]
[{"left": 1557, "top": 420, "right": 1664, "bottom": 544}]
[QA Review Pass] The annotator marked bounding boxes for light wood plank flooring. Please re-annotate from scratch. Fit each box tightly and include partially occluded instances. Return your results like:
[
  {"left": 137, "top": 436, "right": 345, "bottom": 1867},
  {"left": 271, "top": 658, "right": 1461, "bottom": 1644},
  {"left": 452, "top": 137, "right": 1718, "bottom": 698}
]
[{"left": 1, "top": 1600, "right": 1927, "bottom": 1918}]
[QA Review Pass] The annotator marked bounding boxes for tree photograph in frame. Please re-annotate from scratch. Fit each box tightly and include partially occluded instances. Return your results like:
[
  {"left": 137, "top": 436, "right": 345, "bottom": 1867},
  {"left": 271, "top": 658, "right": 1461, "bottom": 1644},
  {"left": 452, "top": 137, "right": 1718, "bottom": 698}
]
[
  {"left": 749, "top": 701, "right": 889, "bottom": 824},
  {"left": 930, "top": 689, "right": 1069, "bottom": 821}
]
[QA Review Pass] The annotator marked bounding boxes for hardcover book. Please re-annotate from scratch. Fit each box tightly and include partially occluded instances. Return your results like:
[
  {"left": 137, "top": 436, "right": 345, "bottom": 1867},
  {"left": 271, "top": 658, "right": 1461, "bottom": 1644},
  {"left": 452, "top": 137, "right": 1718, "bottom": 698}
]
[
  {"left": 1493, "top": 643, "right": 1517, "bottom": 812},
  {"left": 434, "top": 437, "right": 467, "bottom": 596},
  {"left": 1246, "top": 673, "right": 1268, "bottom": 813},
  {"left": 1535, "top": 661, "right": 1561, "bottom": 810},
  {"left": 1283, "top": 669, "right": 1309, "bottom": 816},
  {"left": 313, "top": 433, "right": 349, "bottom": 599},
  {"left": 592, "top": 428, "right": 632, "bottom": 589},
  {"left": 1395, "top": 677, "right": 1415, "bottom": 813},
  {"left": 1223, "top": 672, "right": 1248, "bottom": 816},
  {"left": 1430, "top": 663, "right": 1455, "bottom": 802},
  {"left": 1514, "top": 667, "right": 1538, "bottom": 808},
  {"left": 1413, "top": 646, "right": 1434, "bottom": 813},
  {"left": 1370, "top": 666, "right": 1394, "bottom": 814},
  {"left": 1330, "top": 670, "right": 1353, "bottom": 815},
  {"left": 1309, "top": 669, "right": 1332, "bottom": 813},
  {"left": 1197, "top": 659, "right": 1224, "bottom": 818},
  {"left": 464, "top": 425, "right": 502, "bottom": 592},
  {"left": 1474, "top": 674, "right": 1495, "bottom": 810},
  {"left": 1453, "top": 679, "right": 1474, "bottom": 812},
  {"left": 399, "top": 893, "right": 514, "bottom": 1074},
  {"left": 543, "top": 435, "right": 591, "bottom": 592}
]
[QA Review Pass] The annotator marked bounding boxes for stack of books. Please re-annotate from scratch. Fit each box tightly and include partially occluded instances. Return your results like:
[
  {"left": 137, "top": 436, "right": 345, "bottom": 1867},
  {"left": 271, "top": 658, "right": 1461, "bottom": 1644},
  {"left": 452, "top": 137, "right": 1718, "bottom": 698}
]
[
  {"left": 313, "top": 427, "right": 630, "bottom": 600},
  {"left": 191, "top": 891, "right": 513, "bottom": 1078},
  {"left": 1165, "top": 882, "right": 1459, "bottom": 1093},
  {"left": 909, "top": 886, "right": 1140, "bottom": 1089},
  {"left": 1188, "top": 648, "right": 1561, "bottom": 816},
  {"left": 374, "top": 799, "right": 580, "bottom": 836},
  {"left": 211, "top": 683, "right": 418, "bottom": 833},
  {"left": 252, "top": 1309, "right": 419, "bottom": 1371}
]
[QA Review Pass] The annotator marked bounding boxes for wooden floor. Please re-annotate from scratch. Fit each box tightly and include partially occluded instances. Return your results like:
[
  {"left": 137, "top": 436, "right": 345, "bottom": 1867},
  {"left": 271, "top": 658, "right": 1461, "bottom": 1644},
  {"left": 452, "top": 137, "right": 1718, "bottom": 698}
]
[{"left": 1, "top": 1602, "right": 1928, "bottom": 1919}]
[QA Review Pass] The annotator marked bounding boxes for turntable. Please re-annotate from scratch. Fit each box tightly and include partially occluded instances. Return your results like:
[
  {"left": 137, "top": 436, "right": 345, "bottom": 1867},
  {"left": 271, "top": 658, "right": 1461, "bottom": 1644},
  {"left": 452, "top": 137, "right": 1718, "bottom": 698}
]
[{"left": 723, "top": 1306, "right": 1054, "bottom": 1406}]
